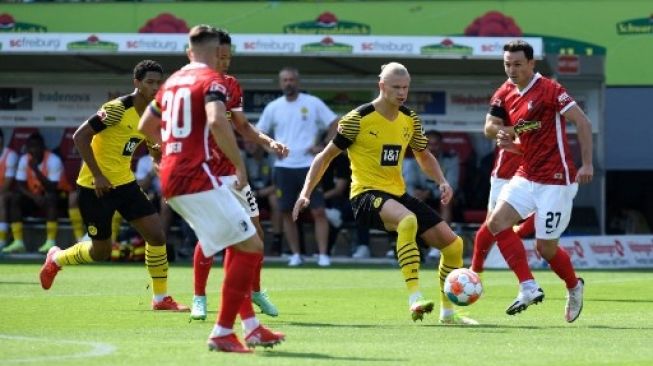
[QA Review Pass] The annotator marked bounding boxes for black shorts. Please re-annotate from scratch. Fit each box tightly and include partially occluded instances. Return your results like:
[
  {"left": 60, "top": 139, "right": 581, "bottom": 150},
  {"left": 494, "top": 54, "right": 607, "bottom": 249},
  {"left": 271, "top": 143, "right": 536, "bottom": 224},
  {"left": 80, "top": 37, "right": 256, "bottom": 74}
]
[
  {"left": 273, "top": 166, "right": 325, "bottom": 211},
  {"left": 78, "top": 181, "right": 156, "bottom": 240},
  {"left": 350, "top": 190, "right": 442, "bottom": 235}
]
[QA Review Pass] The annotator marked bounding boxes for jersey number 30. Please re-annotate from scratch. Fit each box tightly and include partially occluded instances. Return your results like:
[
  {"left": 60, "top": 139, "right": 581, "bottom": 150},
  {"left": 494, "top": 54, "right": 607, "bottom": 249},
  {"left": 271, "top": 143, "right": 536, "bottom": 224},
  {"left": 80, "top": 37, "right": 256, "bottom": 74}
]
[{"left": 161, "top": 88, "right": 192, "bottom": 142}]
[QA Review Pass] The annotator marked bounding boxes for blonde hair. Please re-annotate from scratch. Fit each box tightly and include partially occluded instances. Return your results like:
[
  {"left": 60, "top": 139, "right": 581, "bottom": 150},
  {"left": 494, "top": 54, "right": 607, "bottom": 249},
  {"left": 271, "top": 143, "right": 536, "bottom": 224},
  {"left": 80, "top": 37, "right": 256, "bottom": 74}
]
[{"left": 379, "top": 62, "right": 410, "bottom": 81}]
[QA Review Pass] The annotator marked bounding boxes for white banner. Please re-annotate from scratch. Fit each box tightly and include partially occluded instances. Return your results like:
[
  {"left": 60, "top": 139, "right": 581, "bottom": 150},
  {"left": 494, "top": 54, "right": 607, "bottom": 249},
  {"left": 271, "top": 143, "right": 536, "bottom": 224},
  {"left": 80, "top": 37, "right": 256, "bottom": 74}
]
[
  {"left": 0, "top": 33, "right": 543, "bottom": 59},
  {"left": 484, "top": 235, "right": 653, "bottom": 269},
  {"left": 0, "top": 84, "right": 132, "bottom": 127}
]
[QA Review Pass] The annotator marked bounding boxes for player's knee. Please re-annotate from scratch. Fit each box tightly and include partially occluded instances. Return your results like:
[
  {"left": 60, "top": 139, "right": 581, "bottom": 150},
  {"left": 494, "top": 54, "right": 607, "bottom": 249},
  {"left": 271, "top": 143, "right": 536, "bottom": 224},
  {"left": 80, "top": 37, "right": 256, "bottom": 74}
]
[
  {"left": 397, "top": 214, "right": 418, "bottom": 234},
  {"left": 90, "top": 240, "right": 112, "bottom": 261}
]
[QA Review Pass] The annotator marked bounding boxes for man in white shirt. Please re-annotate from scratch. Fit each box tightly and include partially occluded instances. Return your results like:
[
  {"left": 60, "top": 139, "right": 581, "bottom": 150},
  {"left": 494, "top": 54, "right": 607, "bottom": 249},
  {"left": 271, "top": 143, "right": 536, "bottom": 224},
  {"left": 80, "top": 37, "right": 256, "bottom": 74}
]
[{"left": 257, "top": 67, "right": 338, "bottom": 267}]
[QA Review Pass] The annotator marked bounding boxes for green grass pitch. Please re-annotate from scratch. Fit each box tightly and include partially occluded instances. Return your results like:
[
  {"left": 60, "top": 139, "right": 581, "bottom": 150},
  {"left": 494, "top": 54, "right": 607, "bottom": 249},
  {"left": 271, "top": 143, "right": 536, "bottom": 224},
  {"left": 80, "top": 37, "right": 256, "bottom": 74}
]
[{"left": 1, "top": 261, "right": 652, "bottom": 365}]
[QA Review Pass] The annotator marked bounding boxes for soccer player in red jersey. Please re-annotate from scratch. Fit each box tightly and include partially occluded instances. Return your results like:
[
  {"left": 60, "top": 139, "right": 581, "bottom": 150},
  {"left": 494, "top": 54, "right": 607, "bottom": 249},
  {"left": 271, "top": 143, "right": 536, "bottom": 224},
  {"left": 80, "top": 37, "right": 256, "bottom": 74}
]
[
  {"left": 139, "top": 25, "right": 284, "bottom": 353},
  {"left": 484, "top": 40, "right": 593, "bottom": 322},
  {"left": 470, "top": 148, "right": 535, "bottom": 274},
  {"left": 190, "top": 29, "right": 288, "bottom": 321}
]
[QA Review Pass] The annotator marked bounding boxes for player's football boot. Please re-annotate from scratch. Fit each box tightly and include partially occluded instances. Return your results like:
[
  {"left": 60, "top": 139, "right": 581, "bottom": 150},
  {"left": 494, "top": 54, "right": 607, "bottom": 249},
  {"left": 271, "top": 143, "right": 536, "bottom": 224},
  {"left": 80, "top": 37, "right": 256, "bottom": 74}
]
[
  {"left": 409, "top": 298, "right": 435, "bottom": 322},
  {"left": 244, "top": 325, "right": 285, "bottom": 348},
  {"left": 190, "top": 295, "right": 207, "bottom": 320},
  {"left": 252, "top": 290, "right": 279, "bottom": 317},
  {"left": 207, "top": 333, "right": 252, "bottom": 353},
  {"left": 506, "top": 287, "right": 545, "bottom": 315},
  {"left": 2, "top": 240, "right": 25, "bottom": 254},
  {"left": 152, "top": 296, "right": 190, "bottom": 312},
  {"left": 439, "top": 312, "right": 480, "bottom": 325},
  {"left": 565, "top": 278, "right": 584, "bottom": 323},
  {"left": 39, "top": 246, "right": 62, "bottom": 290},
  {"left": 38, "top": 239, "right": 56, "bottom": 254}
]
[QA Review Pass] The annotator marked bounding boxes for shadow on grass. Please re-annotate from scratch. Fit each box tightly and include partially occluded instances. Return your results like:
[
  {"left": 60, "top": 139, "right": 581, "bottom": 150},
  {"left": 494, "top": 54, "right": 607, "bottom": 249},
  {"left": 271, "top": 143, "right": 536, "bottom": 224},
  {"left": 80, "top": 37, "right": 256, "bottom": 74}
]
[
  {"left": 0, "top": 281, "right": 40, "bottom": 285},
  {"left": 426, "top": 323, "right": 653, "bottom": 331},
  {"left": 258, "top": 350, "right": 406, "bottom": 362},
  {"left": 278, "top": 321, "right": 399, "bottom": 329}
]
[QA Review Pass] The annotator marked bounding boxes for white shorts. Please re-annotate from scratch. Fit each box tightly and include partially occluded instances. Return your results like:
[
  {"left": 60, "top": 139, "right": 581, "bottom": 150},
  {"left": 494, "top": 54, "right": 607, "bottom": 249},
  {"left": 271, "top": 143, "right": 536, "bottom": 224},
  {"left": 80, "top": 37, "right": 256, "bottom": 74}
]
[
  {"left": 220, "top": 175, "right": 259, "bottom": 217},
  {"left": 488, "top": 176, "right": 510, "bottom": 212},
  {"left": 167, "top": 186, "right": 257, "bottom": 257},
  {"left": 498, "top": 176, "right": 578, "bottom": 240}
]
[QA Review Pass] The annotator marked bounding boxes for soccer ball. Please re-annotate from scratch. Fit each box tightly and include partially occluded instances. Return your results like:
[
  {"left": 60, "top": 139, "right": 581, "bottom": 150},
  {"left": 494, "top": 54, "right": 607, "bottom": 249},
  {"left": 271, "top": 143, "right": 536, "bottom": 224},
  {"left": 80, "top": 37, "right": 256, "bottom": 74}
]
[{"left": 444, "top": 268, "right": 483, "bottom": 306}]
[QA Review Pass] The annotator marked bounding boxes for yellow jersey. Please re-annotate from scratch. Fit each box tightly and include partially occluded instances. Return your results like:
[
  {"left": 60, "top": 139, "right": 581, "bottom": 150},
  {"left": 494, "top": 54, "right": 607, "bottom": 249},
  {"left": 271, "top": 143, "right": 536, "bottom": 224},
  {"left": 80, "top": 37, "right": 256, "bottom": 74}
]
[
  {"left": 333, "top": 103, "right": 427, "bottom": 198},
  {"left": 77, "top": 94, "right": 145, "bottom": 188}
]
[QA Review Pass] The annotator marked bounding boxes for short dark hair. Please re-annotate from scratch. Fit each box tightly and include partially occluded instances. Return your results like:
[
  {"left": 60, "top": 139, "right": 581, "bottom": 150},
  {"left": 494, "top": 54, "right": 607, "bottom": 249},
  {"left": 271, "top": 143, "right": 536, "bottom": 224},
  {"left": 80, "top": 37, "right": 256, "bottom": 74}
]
[
  {"left": 189, "top": 24, "right": 231, "bottom": 47},
  {"left": 133, "top": 60, "right": 163, "bottom": 81},
  {"left": 279, "top": 66, "right": 299, "bottom": 79},
  {"left": 27, "top": 131, "right": 45, "bottom": 147},
  {"left": 503, "top": 39, "right": 534, "bottom": 60}
]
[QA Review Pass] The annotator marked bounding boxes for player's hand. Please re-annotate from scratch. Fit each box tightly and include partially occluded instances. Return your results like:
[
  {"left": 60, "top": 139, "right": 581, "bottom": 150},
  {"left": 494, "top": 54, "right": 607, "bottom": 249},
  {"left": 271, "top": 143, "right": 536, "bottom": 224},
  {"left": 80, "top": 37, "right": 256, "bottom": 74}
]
[
  {"left": 148, "top": 146, "right": 162, "bottom": 164},
  {"left": 439, "top": 182, "right": 453, "bottom": 205},
  {"left": 292, "top": 196, "right": 310, "bottom": 221},
  {"left": 93, "top": 174, "right": 114, "bottom": 197},
  {"left": 576, "top": 164, "right": 594, "bottom": 184},
  {"left": 234, "top": 169, "right": 248, "bottom": 191},
  {"left": 269, "top": 140, "right": 289, "bottom": 159}
]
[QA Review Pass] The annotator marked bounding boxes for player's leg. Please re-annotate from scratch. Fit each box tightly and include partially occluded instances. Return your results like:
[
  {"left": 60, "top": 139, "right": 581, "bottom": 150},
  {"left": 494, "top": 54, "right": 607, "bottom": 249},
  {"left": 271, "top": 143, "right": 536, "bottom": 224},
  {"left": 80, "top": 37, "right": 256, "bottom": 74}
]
[
  {"left": 39, "top": 186, "right": 114, "bottom": 289},
  {"left": 488, "top": 177, "right": 543, "bottom": 315},
  {"left": 411, "top": 193, "right": 477, "bottom": 325},
  {"left": 0, "top": 190, "right": 11, "bottom": 249},
  {"left": 36, "top": 190, "right": 60, "bottom": 253},
  {"left": 118, "top": 182, "right": 187, "bottom": 311},
  {"left": 4, "top": 191, "right": 28, "bottom": 253},
  {"left": 375, "top": 194, "right": 432, "bottom": 321},
  {"left": 67, "top": 190, "right": 85, "bottom": 242},
  {"left": 533, "top": 183, "right": 583, "bottom": 322},
  {"left": 470, "top": 177, "right": 507, "bottom": 274},
  {"left": 274, "top": 167, "right": 303, "bottom": 266},
  {"left": 223, "top": 175, "right": 279, "bottom": 316},
  {"left": 515, "top": 214, "right": 536, "bottom": 238},
  {"left": 307, "top": 186, "right": 330, "bottom": 267}
]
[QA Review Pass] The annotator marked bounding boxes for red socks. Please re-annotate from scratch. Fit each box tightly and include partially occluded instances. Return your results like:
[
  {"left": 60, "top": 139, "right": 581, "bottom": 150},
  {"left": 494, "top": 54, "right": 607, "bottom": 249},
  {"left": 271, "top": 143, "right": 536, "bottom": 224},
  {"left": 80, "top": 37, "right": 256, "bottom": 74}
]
[
  {"left": 495, "top": 228, "right": 534, "bottom": 283},
  {"left": 471, "top": 223, "right": 495, "bottom": 273},
  {"left": 252, "top": 255, "right": 262, "bottom": 293},
  {"left": 515, "top": 214, "right": 536, "bottom": 238},
  {"left": 546, "top": 247, "right": 579, "bottom": 289},
  {"left": 217, "top": 249, "right": 262, "bottom": 329},
  {"left": 193, "top": 242, "right": 214, "bottom": 296}
]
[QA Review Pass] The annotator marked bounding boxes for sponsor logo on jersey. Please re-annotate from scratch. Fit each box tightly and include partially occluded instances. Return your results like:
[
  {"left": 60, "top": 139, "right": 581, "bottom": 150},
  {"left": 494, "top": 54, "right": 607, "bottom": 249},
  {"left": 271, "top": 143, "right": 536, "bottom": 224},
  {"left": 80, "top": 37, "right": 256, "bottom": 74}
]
[{"left": 514, "top": 119, "right": 541, "bottom": 135}]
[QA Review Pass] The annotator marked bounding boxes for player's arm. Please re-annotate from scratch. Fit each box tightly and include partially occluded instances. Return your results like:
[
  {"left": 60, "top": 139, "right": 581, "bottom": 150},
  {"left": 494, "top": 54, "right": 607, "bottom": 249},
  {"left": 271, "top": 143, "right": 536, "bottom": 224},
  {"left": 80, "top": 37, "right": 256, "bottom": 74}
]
[
  {"left": 563, "top": 105, "right": 594, "bottom": 184},
  {"left": 231, "top": 111, "right": 289, "bottom": 159},
  {"left": 207, "top": 101, "right": 248, "bottom": 190},
  {"left": 292, "top": 142, "right": 342, "bottom": 221},
  {"left": 413, "top": 148, "right": 453, "bottom": 205},
  {"left": 27, "top": 157, "right": 57, "bottom": 192},
  {"left": 1, "top": 153, "right": 17, "bottom": 193},
  {"left": 73, "top": 120, "right": 114, "bottom": 196}
]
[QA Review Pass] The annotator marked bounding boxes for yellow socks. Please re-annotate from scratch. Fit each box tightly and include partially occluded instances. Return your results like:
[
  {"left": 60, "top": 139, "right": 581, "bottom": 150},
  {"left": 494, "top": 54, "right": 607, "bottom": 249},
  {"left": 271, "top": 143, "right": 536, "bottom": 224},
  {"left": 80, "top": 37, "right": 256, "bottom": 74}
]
[
  {"left": 55, "top": 241, "right": 94, "bottom": 266},
  {"left": 145, "top": 243, "right": 168, "bottom": 298},
  {"left": 68, "top": 207, "right": 85, "bottom": 241},
  {"left": 111, "top": 213, "right": 122, "bottom": 242},
  {"left": 11, "top": 222, "right": 23, "bottom": 242},
  {"left": 46, "top": 221, "right": 58, "bottom": 241},
  {"left": 396, "top": 215, "right": 420, "bottom": 293},
  {"left": 0, "top": 222, "right": 7, "bottom": 244},
  {"left": 439, "top": 236, "right": 464, "bottom": 311}
]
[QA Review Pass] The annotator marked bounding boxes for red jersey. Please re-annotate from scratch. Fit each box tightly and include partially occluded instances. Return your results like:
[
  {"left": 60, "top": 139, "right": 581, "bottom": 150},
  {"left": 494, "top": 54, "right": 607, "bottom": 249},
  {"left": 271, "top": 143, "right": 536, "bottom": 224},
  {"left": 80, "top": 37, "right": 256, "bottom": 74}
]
[
  {"left": 209, "top": 74, "right": 244, "bottom": 177},
  {"left": 489, "top": 73, "right": 577, "bottom": 185},
  {"left": 151, "top": 62, "right": 228, "bottom": 198},
  {"left": 491, "top": 147, "right": 521, "bottom": 179}
]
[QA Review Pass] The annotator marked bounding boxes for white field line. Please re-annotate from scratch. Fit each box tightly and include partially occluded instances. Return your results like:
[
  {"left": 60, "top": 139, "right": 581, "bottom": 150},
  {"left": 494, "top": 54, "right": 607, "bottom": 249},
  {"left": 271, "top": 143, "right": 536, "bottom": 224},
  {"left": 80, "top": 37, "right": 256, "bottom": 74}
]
[{"left": 0, "top": 334, "right": 116, "bottom": 364}]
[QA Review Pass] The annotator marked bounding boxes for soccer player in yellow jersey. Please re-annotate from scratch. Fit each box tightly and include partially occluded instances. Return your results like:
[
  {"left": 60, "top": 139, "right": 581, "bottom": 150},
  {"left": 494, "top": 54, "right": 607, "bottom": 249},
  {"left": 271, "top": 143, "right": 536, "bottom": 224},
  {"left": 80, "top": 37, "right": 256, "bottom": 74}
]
[
  {"left": 293, "top": 62, "right": 477, "bottom": 325},
  {"left": 38, "top": 60, "right": 189, "bottom": 311}
]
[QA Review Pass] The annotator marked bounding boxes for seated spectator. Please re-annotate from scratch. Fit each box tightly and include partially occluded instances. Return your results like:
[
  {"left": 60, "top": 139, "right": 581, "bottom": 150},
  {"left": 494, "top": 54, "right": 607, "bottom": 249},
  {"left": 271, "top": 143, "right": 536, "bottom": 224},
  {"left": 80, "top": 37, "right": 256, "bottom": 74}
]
[
  {"left": 243, "top": 141, "right": 283, "bottom": 255},
  {"left": 0, "top": 129, "right": 18, "bottom": 250},
  {"left": 403, "top": 130, "right": 459, "bottom": 260},
  {"left": 3, "top": 132, "right": 72, "bottom": 254}
]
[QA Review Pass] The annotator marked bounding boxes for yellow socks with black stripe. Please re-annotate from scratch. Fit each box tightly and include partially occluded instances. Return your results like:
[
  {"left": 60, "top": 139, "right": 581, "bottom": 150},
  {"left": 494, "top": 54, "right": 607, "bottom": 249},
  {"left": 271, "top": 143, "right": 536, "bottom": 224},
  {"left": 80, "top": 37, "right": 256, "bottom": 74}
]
[
  {"left": 54, "top": 241, "right": 93, "bottom": 266},
  {"left": 11, "top": 222, "right": 23, "bottom": 242},
  {"left": 145, "top": 243, "right": 168, "bottom": 301},
  {"left": 111, "top": 213, "right": 122, "bottom": 242},
  {"left": 68, "top": 207, "right": 84, "bottom": 241},
  {"left": 439, "top": 236, "right": 464, "bottom": 317},
  {"left": 396, "top": 214, "right": 420, "bottom": 294},
  {"left": 46, "top": 221, "right": 58, "bottom": 242}
]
